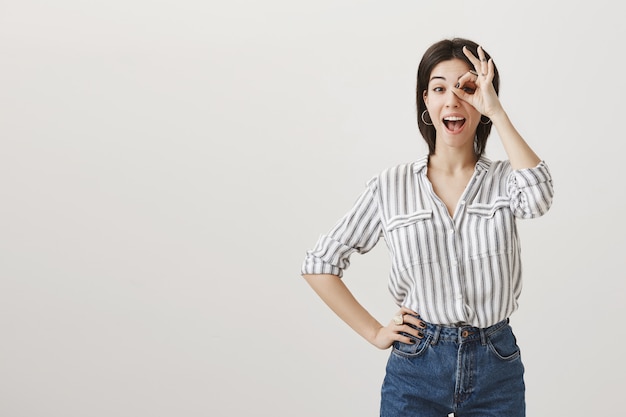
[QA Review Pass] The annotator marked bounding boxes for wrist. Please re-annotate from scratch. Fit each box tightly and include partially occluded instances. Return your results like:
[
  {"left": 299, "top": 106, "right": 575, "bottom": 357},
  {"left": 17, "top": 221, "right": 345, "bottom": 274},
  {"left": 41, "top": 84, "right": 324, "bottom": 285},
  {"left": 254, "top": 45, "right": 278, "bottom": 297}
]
[
  {"left": 486, "top": 107, "right": 508, "bottom": 124},
  {"left": 367, "top": 324, "right": 384, "bottom": 345}
]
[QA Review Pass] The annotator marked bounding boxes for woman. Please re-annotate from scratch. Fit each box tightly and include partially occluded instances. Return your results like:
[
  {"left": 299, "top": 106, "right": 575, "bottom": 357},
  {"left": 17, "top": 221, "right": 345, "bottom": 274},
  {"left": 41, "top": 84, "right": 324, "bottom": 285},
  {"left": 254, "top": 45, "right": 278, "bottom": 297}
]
[{"left": 301, "top": 38, "right": 553, "bottom": 417}]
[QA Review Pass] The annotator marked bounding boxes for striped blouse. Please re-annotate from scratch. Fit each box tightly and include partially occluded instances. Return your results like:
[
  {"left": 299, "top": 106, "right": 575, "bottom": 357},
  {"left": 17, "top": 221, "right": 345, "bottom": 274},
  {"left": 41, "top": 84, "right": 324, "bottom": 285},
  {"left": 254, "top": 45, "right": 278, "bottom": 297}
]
[{"left": 301, "top": 156, "right": 554, "bottom": 328}]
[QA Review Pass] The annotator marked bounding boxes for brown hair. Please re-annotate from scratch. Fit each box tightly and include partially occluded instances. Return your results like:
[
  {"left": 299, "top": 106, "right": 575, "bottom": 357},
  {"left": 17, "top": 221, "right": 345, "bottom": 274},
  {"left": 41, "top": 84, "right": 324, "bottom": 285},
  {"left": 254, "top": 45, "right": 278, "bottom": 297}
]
[{"left": 416, "top": 38, "right": 500, "bottom": 156}]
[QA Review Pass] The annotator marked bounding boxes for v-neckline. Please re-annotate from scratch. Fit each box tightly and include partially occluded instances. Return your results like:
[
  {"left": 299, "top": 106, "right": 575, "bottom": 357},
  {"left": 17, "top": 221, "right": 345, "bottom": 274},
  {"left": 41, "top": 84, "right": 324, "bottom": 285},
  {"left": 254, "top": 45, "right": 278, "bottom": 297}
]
[{"left": 424, "top": 160, "right": 480, "bottom": 219}]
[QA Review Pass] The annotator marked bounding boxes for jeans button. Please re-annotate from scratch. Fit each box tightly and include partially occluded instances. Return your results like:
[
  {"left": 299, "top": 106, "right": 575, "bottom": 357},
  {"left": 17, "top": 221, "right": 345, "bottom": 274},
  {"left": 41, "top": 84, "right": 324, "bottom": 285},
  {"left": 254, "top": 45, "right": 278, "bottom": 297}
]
[{"left": 461, "top": 330, "right": 470, "bottom": 338}]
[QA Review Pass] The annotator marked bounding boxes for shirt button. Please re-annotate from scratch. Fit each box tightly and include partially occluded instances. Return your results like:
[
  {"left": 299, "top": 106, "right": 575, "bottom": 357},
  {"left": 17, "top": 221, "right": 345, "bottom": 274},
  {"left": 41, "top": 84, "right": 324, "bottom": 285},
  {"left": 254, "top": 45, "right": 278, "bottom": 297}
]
[
  {"left": 460, "top": 200, "right": 465, "bottom": 205},
  {"left": 448, "top": 229, "right": 454, "bottom": 234}
]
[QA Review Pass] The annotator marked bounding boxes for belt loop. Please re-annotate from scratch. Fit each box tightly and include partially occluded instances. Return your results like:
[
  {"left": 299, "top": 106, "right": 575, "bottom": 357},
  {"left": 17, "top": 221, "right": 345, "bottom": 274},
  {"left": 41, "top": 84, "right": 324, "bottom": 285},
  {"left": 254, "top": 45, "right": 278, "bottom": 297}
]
[
  {"left": 430, "top": 324, "right": 441, "bottom": 345},
  {"left": 480, "top": 327, "right": 487, "bottom": 346}
]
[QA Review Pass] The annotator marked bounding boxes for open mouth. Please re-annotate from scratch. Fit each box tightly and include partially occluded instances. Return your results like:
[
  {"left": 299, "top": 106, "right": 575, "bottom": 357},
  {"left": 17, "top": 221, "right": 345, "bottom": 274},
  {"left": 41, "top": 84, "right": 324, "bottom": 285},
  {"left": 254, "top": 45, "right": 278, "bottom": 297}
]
[{"left": 443, "top": 116, "right": 466, "bottom": 132}]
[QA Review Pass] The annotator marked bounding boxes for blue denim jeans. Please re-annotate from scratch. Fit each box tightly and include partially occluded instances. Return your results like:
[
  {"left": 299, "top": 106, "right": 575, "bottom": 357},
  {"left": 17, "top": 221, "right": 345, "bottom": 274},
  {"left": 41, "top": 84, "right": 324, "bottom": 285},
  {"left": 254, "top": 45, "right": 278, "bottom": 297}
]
[{"left": 380, "top": 318, "right": 525, "bottom": 417}]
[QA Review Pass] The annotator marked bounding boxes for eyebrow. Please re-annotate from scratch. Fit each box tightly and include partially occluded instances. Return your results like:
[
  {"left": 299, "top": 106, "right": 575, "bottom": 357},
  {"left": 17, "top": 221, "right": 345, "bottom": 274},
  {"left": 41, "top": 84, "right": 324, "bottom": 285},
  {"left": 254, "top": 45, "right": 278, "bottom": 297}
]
[{"left": 429, "top": 74, "right": 464, "bottom": 83}]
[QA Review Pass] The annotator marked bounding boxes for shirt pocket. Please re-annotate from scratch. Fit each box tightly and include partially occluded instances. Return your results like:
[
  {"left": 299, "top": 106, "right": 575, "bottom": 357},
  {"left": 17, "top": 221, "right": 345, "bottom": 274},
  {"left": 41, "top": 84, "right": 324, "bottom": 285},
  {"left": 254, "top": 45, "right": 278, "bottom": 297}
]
[
  {"left": 465, "top": 197, "right": 514, "bottom": 259},
  {"left": 385, "top": 210, "right": 437, "bottom": 266}
]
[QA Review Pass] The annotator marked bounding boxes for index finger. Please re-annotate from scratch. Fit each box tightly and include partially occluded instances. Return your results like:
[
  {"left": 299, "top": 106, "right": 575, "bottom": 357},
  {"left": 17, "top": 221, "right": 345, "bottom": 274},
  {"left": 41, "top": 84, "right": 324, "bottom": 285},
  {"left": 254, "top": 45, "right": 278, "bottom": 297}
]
[
  {"left": 400, "top": 311, "right": 426, "bottom": 329},
  {"left": 399, "top": 306, "right": 419, "bottom": 316}
]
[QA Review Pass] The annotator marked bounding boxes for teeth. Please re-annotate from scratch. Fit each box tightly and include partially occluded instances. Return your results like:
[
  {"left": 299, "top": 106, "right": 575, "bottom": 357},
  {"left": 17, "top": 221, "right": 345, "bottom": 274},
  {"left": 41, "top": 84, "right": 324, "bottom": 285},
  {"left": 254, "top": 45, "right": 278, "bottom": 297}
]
[{"left": 444, "top": 116, "right": 464, "bottom": 121}]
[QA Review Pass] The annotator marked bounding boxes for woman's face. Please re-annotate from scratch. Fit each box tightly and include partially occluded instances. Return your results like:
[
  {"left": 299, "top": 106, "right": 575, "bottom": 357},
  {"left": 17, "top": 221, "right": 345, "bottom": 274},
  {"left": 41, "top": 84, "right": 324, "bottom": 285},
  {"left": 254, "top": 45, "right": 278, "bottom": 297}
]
[{"left": 423, "top": 58, "right": 481, "bottom": 152}]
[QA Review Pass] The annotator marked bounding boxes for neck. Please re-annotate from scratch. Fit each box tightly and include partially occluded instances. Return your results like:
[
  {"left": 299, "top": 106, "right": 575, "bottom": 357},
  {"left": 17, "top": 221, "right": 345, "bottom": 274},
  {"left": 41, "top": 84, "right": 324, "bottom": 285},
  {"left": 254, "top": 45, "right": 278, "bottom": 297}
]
[{"left": 428, "top": 148, "right": 478, "bottom": 174}]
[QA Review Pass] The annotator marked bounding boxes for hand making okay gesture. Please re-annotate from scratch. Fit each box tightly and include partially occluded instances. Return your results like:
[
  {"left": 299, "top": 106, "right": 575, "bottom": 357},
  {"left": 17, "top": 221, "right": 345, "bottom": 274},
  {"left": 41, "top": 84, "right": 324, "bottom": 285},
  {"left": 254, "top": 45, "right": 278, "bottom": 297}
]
[{"left": 453, "top": 45, "right": 504, "bottom": 121}]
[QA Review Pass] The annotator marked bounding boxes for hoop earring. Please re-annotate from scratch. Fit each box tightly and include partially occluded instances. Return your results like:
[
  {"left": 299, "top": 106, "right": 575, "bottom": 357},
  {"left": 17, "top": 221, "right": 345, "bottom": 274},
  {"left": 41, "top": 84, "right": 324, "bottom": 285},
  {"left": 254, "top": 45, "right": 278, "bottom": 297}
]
[
  {"left": 421, "top": 110, "right": 433, "bottom": 126},
  {"left": 480, "top": 115, "right": 491, "bottom": 125}
]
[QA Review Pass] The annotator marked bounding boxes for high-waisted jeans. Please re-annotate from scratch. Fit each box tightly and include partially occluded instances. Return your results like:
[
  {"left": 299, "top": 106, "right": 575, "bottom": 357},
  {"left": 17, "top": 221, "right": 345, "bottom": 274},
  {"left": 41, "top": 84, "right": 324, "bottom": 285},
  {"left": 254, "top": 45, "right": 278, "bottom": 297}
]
[{"left": 380, "top": 318, "right": 525, "bottom": 417}]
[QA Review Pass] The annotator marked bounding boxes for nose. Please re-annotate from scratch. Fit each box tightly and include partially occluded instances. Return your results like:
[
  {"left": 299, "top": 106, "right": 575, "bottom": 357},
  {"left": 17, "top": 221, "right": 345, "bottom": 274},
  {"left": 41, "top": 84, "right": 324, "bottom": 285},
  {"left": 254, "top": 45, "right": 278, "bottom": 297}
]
[{"left": 445, "top": 89, "right": 460, "bottom": 107}]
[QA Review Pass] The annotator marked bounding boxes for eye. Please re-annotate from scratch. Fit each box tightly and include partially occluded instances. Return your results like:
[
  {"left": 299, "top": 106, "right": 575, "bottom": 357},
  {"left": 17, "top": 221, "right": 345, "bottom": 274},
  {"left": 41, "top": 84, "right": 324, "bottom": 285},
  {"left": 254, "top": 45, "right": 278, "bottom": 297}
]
[
  {"left": 432, "top": 86, "right": 444, "bottom": 93},
  {"left": 461, "top": 80, "right": 478, "bottom": 94}
]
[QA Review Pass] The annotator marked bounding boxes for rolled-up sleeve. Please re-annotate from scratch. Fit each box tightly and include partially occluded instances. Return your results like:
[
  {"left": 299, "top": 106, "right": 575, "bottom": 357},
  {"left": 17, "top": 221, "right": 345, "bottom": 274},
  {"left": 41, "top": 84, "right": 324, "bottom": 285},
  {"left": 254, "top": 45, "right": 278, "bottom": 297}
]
[
  {"left": 301, "top": 181, "right": 383, "bottom": 277},
  {"left": 507, "top": 161, "right": 554, "bottom": 219}
]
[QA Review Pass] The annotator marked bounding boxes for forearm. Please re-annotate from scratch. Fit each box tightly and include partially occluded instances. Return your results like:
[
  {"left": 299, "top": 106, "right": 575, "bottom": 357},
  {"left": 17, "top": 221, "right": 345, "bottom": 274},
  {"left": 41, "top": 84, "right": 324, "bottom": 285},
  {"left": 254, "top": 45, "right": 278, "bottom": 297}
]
[
  {"left": 302, "top": 274, "right": 383, "bottom": 345},
  {"left": 490, "top": 109, "right": 541, "bottom": 170}
]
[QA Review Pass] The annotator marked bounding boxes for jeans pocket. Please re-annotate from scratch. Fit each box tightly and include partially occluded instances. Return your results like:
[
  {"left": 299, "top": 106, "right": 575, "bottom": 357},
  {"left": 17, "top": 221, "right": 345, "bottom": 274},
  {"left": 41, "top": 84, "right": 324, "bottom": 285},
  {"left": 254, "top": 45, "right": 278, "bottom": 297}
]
[
  {"left": 487, "top": 326, "right": 521, "bottom": 361},
  {"left": 392, "top": 334, "right": 431, "bottom": 358}
]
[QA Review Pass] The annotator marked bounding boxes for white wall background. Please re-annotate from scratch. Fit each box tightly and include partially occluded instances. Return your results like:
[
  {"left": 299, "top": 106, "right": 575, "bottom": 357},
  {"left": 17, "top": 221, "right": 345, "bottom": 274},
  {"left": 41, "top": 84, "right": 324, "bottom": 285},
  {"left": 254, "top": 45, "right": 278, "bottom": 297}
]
[{"left": 1, "top": 1, "right": 624, "bottom": 416}]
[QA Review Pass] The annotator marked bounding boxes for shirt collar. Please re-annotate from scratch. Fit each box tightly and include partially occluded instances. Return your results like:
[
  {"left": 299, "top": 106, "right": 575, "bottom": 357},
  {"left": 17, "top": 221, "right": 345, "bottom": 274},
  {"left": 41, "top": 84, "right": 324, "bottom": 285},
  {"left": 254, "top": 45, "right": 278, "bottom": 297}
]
[{"left": 412, "top": 156, "right": 429, "bottom": 174}]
